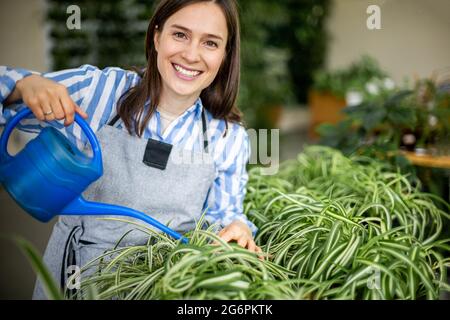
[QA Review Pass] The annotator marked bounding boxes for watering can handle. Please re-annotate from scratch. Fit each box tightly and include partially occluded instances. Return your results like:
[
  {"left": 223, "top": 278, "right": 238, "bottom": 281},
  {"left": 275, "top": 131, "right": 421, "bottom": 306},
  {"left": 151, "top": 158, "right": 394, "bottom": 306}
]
[{"left": 0, "top": 108, "right": 102, "bottom": 167}]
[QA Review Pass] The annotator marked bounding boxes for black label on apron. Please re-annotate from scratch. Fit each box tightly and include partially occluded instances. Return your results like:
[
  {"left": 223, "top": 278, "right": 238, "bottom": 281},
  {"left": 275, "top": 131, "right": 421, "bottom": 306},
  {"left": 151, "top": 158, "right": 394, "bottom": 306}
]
[{"left": 143, "top": 138, "right": 173, "bottom": 170}]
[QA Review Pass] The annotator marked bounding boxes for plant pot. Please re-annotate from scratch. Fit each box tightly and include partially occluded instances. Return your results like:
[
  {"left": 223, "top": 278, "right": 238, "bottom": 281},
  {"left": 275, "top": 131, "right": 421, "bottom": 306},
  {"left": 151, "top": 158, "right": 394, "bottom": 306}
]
[
  {"left": 256, "top": 104, "right": 284, "bottom": 129},
  {"left": 308, "top": 89, "right": 347, "bottom": 140}
]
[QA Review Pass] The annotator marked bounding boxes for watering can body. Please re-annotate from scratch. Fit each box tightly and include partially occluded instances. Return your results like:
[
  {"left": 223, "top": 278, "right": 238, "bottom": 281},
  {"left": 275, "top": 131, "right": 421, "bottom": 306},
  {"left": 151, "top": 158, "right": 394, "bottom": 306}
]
[
  {"left": 0, "top": 124, "right": 102, "bottom": 222},
  {"left": 0, "top": 108, "right": 102, "bottom": 222},
  {"left": 0, "top": 108, "right": 187, "bottom": 243}
]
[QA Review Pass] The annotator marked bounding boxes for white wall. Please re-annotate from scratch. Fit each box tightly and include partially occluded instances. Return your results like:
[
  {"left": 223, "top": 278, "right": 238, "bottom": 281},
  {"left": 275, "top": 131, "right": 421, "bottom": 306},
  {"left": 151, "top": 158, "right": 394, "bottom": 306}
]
[
  {"left": 0, "top": 0, "right": 48, "bottom": 71},
  {"left": 326, "top": 0, "right": 450, "bottom": 83},
  {"left": 0, "top": 0, "right": 51, "bottom": 300}
]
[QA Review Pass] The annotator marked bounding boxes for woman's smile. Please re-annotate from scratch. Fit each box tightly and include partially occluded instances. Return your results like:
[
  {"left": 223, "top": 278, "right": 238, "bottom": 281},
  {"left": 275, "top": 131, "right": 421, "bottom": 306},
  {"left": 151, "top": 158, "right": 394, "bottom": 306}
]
[{"left": 172, "top": 63, "right": 203, "bottom": 81}]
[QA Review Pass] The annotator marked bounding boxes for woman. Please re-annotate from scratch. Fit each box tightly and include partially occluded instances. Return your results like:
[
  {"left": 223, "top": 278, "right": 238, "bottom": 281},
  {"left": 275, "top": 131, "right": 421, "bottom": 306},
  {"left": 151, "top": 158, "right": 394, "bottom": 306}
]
[{"left": 0, "top": 0, "right": 260, "bottom": 299}]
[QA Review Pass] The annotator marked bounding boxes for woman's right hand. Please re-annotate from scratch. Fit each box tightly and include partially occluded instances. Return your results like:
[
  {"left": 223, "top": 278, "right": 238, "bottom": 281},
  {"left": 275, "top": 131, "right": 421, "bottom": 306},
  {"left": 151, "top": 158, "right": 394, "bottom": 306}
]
[{"left": 15, "top": 74, "right": 88, "bottom": 126}]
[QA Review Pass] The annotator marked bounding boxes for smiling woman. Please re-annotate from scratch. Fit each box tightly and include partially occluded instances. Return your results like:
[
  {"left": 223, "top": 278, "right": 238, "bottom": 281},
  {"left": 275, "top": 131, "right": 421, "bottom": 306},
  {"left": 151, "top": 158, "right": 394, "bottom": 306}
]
[
  {"left": 117, "top": 0, "right": 243, "bottom": 137},
  {"left": 0, "top": 0, "right": 260, "bottom": 300},
  {"left": 153, "top": 2, "right": 228, "bottom": 114}
]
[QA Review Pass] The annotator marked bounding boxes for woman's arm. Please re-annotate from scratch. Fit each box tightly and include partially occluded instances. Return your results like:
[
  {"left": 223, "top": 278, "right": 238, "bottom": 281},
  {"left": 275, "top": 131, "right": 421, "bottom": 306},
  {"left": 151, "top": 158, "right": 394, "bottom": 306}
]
[
  {"left": 4, "top": 83, "right": 21, "bottom": 106},
  {"left": 1, "top": 66, "right": 34, "bottom": 108},
  {"left": 1, "top": 65, "right": 140, "bottom": 144},
  {"left": 6, "top": 74, "right": 88, "bottom": 125},
  {"left": 205, "top": 122, "right": 260, "bottom": 254}
]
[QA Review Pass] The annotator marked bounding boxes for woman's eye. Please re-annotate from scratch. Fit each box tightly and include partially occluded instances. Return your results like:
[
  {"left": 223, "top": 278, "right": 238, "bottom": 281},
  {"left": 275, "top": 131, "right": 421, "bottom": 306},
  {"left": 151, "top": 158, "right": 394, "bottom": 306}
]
[
  {"left": 205, "top": 40, "right": 218, "bottom": 48},
  {"left": 173, "top": 32, "right": 186, "bottom": 39}
]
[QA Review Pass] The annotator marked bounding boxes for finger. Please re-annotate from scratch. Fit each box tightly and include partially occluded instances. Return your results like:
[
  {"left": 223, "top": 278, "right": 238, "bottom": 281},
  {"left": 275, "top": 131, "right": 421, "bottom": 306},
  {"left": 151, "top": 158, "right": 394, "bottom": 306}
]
[
  {"left": 27, "top": 97, "right": 45, "bottom": 121},
  {"left": 219, "top": 230, "right": 236, "bottom": 243},
  {"left": 247, "top": 239, "right": 256, "bottom": 253},
  {"left": 255, "top": 246, "right": 265, "bottom": 261},
  {"left": 237, "top": 236, "right": 248, "bottom": 248},
  {"left": 36, "top": 92, "right": 55, "bottom": 121},
  {"left": 48, "top": 91, "right": 65, "bottom": 121},
  {"left": 41, "top": 104, "right": 55, "bottom": 122},
  {"left": 75, "top": 104, "right": 88, "bottom": 119},
  {"left": 213, "top": 228, "right": 228, "bottom": 245},
  {"left": 59, "top": 93, "right": 76, "bottom": 126},
  {"left": 218, "top": 228, "right": 226, "bottom": 238}
]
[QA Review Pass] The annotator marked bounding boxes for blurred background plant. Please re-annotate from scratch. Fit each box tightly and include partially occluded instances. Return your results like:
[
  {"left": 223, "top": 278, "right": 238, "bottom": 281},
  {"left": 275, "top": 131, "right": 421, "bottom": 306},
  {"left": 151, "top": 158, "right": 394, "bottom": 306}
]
[
  {"left": 316, "top": 77, "right": 450, "bottom": 158},
  {"left": 316, "top": 73, "right": 450, "bottom": 204},
  {"left": 47, "top": 0, "right": 150, "bottom": 69},
  {"left": 307, "top": 55, "right": 393, "bottom": 139},
  {"left": 312, "top": 55, "right": 389, "bottom": 100}
]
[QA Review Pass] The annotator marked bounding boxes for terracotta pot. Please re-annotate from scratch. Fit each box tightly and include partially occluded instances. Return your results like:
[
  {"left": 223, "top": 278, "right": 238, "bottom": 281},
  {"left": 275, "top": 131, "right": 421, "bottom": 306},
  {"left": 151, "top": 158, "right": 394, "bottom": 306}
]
[
  {"left": 308, "top": 90, "right": 347, "bottom": 140},
  {"left": 257, "top": 105, "right": 284, "bottom": 129}
]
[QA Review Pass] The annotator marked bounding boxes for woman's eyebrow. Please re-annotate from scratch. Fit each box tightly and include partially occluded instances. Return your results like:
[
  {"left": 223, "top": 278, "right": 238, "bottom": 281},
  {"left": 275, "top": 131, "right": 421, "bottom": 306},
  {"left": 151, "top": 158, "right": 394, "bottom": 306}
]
[{"left": 170, "top": 24, "right": 224, "bottom": 41}]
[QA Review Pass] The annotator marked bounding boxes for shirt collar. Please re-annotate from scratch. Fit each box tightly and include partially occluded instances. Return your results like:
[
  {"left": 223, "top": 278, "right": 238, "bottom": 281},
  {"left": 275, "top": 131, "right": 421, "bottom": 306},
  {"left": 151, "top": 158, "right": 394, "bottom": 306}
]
[
  {"left": 184, "top": 97, "right": 203, "bottom": 120},
  {"left": 145, "top": 97, "right": 203, "bottom": 120}
]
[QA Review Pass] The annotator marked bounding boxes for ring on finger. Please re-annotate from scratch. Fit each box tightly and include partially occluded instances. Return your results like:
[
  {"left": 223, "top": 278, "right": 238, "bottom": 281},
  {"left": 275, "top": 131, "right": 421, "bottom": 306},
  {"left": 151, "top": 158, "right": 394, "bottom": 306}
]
[{"left": 43, "top": 109, "right": 53, "bottom": 116}]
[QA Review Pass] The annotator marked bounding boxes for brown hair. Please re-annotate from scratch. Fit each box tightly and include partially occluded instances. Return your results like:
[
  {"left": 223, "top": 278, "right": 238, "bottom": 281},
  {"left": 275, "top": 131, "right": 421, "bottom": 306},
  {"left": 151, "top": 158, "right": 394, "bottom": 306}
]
[{"left": 118, "top": 0, "right": 243, "bottom": 137}]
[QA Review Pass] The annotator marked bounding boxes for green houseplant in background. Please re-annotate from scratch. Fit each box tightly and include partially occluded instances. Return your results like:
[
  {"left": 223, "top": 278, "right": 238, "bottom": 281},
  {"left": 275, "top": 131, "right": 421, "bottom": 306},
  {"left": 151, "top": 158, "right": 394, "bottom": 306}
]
[
  {"left": 309, "top": 55, "right": 390, "bottom": 139},
  {"left": 47, "top": 0, "right": 151, "bottom": 69},
  {"left": 239, "top": 0, "right": 330, "bottom": 129},
  {"left": 238, "top": 0, "right": 295, "bottom": 129},
  {"left": 312, "top": 55, "right": 389, "bottom": 100},
  {"left": 316, "top": 76, "right": 450, "bottom": 163},
  {"left": 317, "top": 76, "right": 450, "bottom": 208},
  {"left": 279, "top": 0, "right": 331, "bottom": 104}
]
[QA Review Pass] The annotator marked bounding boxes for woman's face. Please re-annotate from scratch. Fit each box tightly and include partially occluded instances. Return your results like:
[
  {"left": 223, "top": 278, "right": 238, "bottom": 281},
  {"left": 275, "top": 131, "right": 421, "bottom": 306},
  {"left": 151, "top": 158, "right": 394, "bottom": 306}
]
[{"left": 154, "top": 2, "right": 228, "bottom": 103}]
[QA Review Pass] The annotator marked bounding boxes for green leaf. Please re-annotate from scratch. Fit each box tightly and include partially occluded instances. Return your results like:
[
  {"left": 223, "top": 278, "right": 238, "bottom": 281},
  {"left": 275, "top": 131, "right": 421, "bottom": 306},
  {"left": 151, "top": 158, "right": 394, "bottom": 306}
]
[{"left": 14, "top": 236, "right": 63, "bottom": 300}]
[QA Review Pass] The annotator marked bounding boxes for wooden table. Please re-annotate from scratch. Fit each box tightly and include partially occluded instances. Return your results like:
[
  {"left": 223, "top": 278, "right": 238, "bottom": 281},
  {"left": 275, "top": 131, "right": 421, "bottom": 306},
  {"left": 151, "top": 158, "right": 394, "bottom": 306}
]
[
  {"left": 401, "top": 151, "right": 450, "bottom": 170},
  {"left": 400, "top": 151, "right": 450, "bottom": 202}
]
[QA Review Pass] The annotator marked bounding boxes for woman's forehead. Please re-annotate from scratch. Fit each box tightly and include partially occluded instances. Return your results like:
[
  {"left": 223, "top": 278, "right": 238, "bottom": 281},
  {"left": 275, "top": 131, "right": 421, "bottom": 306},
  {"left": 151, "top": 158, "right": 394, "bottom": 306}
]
[{"left": 164, "top": 2, "right": 228, "bottom": 39}]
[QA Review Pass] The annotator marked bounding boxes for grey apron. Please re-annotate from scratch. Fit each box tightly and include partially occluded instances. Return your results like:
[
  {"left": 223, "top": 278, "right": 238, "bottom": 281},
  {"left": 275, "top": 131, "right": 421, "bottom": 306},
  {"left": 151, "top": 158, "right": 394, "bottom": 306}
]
[{"left": 32, "top": 108, "right": 215, "bottom": 299}]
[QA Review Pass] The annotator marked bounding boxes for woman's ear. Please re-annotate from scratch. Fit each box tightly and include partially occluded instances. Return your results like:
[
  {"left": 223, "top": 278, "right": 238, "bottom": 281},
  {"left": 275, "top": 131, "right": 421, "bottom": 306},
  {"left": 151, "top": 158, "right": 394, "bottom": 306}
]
[{"left": 153, "top": 26, "right": 160, "bottom": 52}]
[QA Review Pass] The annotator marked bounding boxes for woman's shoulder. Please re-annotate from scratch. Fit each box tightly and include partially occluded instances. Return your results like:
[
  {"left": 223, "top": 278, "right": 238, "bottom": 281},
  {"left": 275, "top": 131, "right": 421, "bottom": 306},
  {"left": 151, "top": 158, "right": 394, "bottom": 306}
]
[
  {"left": 44, "top": 64, "right": 143, "bottom": 91},
  {"left": 204, "top": 109, "right": 248, "bottom": 143},
  {"left": 204, "top": 110, "right": 250, "bottom": 167},
  {"left": 76, "top": 64, "right": 143, "bottom": 81}
]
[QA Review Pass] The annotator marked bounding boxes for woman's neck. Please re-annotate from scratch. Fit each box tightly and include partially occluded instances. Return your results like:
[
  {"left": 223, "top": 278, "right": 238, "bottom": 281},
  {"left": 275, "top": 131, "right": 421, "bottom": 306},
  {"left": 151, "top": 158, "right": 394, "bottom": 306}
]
[{"left": 158, "top": 90, "right": 199, "bottom": 116}]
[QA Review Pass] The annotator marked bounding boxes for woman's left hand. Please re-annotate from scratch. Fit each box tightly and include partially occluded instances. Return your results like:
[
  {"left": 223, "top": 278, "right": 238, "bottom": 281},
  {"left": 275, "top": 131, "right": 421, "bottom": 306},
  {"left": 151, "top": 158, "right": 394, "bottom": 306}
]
[{"left": 218, "top": 220, "right": 262, "bottom": 256}]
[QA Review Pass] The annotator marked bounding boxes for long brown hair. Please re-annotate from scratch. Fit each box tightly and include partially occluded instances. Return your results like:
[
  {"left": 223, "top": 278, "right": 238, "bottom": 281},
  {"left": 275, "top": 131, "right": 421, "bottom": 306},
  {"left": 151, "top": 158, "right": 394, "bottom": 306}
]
[{"left": 118, "top": 0, "right": 243, "bottom": 137}]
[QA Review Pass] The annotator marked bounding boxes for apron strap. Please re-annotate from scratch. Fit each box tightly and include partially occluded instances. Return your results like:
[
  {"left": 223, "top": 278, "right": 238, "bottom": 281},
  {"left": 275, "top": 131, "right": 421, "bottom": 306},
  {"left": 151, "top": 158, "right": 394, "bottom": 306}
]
[
  {"left": 107, "top": 107, "right": 210, "bottom": 152},
  {"left": 107, "top": 113, "right": 121, "bottom": 127},
  {"left": 61, "top": 225, "right": 81, "bottom": 298},
  {"left": 201, "top": 107, "right": 209, "bottom": 153}
]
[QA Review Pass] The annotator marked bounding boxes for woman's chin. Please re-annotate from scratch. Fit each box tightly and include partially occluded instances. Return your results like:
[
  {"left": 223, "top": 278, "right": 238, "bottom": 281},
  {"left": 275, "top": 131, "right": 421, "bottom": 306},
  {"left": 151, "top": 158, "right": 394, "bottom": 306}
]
[{"left": 170, "top": 84, "right": 202, "bottom": 99}]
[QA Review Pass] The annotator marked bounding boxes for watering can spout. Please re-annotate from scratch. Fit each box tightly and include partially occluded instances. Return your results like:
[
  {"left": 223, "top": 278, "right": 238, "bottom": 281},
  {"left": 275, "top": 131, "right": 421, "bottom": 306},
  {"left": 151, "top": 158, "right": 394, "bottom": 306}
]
[{"left": 62, "top": 197, "right": 188, "bottom": 244}]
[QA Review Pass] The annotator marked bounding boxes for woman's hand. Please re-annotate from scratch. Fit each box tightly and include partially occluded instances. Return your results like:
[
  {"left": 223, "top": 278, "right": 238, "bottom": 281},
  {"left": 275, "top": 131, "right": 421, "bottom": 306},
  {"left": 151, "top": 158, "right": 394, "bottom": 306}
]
[
  {"left": 218, "top": 220, "right": 263, "bottom": 258},
  {"left": 14, "top": 74, "right": 88, "bottom": 126}
]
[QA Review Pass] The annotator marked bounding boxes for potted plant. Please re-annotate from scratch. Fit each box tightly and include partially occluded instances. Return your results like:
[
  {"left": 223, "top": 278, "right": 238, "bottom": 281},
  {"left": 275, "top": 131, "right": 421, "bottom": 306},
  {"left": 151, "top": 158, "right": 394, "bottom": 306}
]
[{"left": 309, "top": 55, "right": 389, "bottom": 139}]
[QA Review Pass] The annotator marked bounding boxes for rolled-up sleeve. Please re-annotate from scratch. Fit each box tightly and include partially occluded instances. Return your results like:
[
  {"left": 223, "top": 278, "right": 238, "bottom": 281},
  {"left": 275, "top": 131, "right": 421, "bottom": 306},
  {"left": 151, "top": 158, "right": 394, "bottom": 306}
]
[
  {"left": 0, "top": 66, "right": 35, "bottom": 123},
  {"left": 204, "top": 123, "right": 258, "bottom": 237},
  {"left": 0, "top": 64, "right": 140, "bottom": 146}
]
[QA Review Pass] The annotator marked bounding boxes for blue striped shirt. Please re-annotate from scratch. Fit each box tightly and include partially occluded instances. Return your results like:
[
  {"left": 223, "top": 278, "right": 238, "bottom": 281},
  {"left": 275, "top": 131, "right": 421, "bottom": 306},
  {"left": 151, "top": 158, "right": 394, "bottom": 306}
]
[{"left": 0, "top": 65, "right": 257, "bottom": 236}]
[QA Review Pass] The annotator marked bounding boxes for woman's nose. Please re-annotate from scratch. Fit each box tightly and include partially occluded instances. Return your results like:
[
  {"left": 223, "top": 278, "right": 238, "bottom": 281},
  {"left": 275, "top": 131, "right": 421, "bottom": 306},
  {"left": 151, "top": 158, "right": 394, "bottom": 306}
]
[{"left": 181, "top": 42, "right": 201, "bottom": 63}]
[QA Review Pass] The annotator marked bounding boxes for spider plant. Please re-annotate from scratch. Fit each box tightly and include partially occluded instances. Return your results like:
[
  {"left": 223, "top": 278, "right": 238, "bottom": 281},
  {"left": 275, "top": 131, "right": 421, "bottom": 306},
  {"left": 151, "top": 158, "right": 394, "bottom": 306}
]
[
  {"left": 17, "top": 146, "right": 450, "bottom": 300},
  {"left": 246, "top": 146, "right": 450, "bottom": 299}
]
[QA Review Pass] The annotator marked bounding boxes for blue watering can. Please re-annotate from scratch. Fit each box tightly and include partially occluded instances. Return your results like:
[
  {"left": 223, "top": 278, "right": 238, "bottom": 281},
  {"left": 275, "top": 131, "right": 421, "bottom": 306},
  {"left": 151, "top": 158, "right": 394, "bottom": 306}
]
[{"left": 0, "top": 108, "right": 188, "bottom": 244}]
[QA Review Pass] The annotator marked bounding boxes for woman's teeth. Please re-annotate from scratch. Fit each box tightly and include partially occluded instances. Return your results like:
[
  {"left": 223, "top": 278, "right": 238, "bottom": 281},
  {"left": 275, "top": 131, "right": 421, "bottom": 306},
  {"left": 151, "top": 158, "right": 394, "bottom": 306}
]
[{"left": 173, "top": 64, "right": 201, "bottom": 77}]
